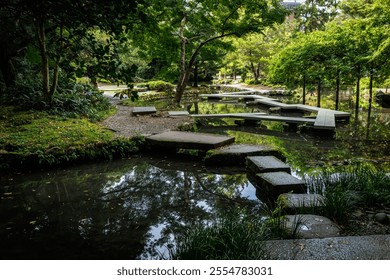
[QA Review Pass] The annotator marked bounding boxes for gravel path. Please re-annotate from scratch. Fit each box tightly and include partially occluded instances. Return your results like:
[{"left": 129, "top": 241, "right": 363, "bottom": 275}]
[{"left": 101, "top": 97, "right": 193, "bottom": 138}]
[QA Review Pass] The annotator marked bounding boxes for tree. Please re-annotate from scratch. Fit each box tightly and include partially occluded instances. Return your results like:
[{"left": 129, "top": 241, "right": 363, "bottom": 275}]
[
  {"left": 294, "top": 0, "right": 339, "bottom": 32},
  {"left": 141, "top": 0, "right": 287, "bottom": 103},
  {"left": 0, "top": 0, "right": 145, "bottom": 105}
]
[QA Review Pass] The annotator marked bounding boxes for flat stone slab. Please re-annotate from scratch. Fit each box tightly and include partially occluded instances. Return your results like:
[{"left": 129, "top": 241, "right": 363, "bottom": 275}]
[
  {"left": 278, "top": 193, "right": 325, "bottom": 213},
  {"left": 247, "top": 156, "right": 291, "bottom": 174},
  {"left": 146, "top": 131, "right": 235, "bottom": 151},
  {"left": 204, "top": 144, "right": 283, "bottom": 166},
  {"left": 265, "top": 234, "right": 390, "bottom": 260},
  {"left": 132, "top": 106, "right": 157, "bottom": 115},
  {"left": 284, "top": 214, "right": 340, "bottom": 239},
  {"left": 168, "top": 111, "right": 190, "bottom": 117},
  {"left": 251, "top": 172, "right": 306, "bottom": 201}
]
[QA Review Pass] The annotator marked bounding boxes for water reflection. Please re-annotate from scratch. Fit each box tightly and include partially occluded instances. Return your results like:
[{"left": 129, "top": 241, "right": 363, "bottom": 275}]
[{"left": 0, "top": 157, "right": 258, "bottom": 260}]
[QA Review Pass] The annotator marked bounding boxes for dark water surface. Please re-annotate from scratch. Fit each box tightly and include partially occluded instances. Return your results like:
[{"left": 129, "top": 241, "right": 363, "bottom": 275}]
[{"left": 0, "top": 156, "right": 258, "bottom": 259}]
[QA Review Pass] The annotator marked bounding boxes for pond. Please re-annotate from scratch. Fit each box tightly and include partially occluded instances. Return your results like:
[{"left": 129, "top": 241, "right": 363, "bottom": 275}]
[
  {"left": 1, "top": 87, "right": 389, "bottom": 259},
  {"left": 0, "top": 155, "right": 259, "bottom": 260}
]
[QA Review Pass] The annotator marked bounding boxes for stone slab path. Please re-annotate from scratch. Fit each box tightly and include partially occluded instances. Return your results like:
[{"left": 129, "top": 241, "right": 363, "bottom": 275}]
[
  {"left": 145, "top": 131, "right": 235, "bottom": 151},
  {"left": 247, "top": 156, "right": 291, "bottom": 174},
  {"left": 204, "top": 144, "right": 283, "bottom": 166},
  {"left": 265, "top": 234, "right": 390, "bottom": 260}
]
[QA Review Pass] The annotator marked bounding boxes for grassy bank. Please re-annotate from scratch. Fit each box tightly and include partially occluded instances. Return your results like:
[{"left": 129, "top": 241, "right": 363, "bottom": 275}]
[{"left": 0, "top": 106, "right": 144, "bottom": 172}]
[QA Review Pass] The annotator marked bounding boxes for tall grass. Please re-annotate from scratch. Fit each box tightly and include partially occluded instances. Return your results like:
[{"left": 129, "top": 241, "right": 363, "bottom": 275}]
[
  {"left": 305, "top": 163, "right": 390, "bottom": 226},
  {"left": 169, "top": 209, "right": 269, "bottom": 260},
  {"left": 168, "top": 206, "right": 302, "bottom": 260}
]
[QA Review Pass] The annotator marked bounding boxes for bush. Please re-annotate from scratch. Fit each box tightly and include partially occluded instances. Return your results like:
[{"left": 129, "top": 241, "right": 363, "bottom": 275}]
[
  {"left": 148, "top": 80, "right": 174, "bottom": 93},
  {"left": 50, "top": 83, "right": 112, "bottom": 121}
]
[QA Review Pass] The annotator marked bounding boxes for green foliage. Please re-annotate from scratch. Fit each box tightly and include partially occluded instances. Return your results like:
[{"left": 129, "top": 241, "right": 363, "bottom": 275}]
[
  {"left": 147, "top": 80, "right": 175, "bottom": 93},
  {"left": 169, "top": 209, "right": 269, "bottom": 260}
]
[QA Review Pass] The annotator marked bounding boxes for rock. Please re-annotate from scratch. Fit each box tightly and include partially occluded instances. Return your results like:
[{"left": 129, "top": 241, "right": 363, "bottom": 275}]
[
  {"left": 284, "top": 214, "right": 341, "bottom": 239},
  {"left": 374, "top": 213, "right": 389, "bottom": 224}
]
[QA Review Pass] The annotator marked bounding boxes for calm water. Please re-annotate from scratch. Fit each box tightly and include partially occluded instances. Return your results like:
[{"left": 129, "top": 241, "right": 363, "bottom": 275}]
[
  {"left": 1, "top": 89, "right": 389, "bottom": 259},
  {"left": 0, "top": 156, "right": 259, "bottom": 259}
]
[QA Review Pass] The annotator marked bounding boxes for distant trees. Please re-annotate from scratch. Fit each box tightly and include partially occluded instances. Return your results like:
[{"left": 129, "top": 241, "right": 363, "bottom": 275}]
[{"left": 267, "top": 0, "right": 390, "bottom": 110}]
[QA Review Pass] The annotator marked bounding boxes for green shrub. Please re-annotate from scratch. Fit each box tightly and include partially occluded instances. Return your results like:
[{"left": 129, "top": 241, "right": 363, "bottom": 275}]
[{"left": 148, "top": 80, "right": 175, "bottom": 93}]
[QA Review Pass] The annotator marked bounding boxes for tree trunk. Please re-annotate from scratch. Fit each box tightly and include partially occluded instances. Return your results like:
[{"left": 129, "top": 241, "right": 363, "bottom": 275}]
[
  {"left": 317, "top": 80, "right": 321, "bottom": 108},
  {"left": 175, "top": 15, "right": 188, "bottom": 103},
  {"left": 366, "top": 67, "right": 374, "bottom": 139},
  {"left": 36, "top": 18, "right": 51, "bottom": 105},
  {"left": 0, "top": 58, "right": 16, "bottom": 87},
  {"left": 302, "top": 74, "right": 306, "bottom": 105},
  {"left": 193, "top": 62, "right": 198, "bottom": 87},
  {"left": 335, "top": 69, "right": 340, "bottom": 111},
  {"left": 355, "top": 64, "right": 361, "bottom": 122}
]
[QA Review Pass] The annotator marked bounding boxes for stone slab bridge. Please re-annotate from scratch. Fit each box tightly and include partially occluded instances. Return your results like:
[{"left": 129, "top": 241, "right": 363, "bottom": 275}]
[{"left": 194, "top": 91, "right": 350, "bottom": 131}]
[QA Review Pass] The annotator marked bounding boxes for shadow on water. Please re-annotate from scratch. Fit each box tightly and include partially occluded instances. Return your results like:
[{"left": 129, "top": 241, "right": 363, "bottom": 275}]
[{"left": 0, "top": 155, "right": 259, "bottom": 260}]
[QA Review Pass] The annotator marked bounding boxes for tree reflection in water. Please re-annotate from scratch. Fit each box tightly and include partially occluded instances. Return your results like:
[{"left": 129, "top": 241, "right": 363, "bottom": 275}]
[{"left": 0, "top": 157, "right": 257, "bottom": 259}]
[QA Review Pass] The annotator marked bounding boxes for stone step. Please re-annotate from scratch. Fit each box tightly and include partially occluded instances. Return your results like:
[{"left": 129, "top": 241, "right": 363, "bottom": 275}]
[
  {"left": 204, "top": 144, "right": 284, "bottom": 166},
  {"left": 132, "top": 106, "right": 157, "bottom": 116},
  {"left": 278, "top": 193, "right": 325, "bottom": 214},
  {"left": 265, "top": 234, "right": 390, "bottom": 260},
  {"left": 145, "top": 131, "right": 235, "bottom": 151},
  {"left": 247, "top": 156, "right": 291, "bottom": 174},
  {"left": 168, "top": 111, "right": 190, "bottom": 117},
  {"left": 249, "top": 171, "right": 306, "bottom": 202},
  {"left": 283, "top": 214, "right": 341, "bottom": 239}
]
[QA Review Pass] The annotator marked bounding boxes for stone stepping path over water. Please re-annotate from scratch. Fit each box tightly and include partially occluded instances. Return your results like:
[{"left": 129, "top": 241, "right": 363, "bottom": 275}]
[
  {"left": 249, "top": 171, "right": 307, "bottom": 201},
  {"left": 144, "top": 130, "right": 343, "bottom": 240},
  {"left": 247, "top": 156, "right": 291, "bottom": 174},
  {"left": 204, "top": 144, "right": 283, "bottom": 166},
  {"left": 197, "top": 92, "right": 350, "bottom": 131},
  {"left": 145, "top": 131, "right": 235, "bottom": 151}
]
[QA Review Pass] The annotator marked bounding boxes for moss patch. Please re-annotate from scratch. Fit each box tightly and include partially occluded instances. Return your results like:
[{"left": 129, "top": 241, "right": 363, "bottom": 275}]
[{"left": 0, "top": 106, "right": 144, "bottom": 171}]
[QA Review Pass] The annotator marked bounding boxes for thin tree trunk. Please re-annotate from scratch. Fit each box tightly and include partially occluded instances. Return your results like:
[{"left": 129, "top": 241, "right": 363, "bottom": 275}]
[
  {"left": 335, "top": 69, "right": 340, "bottom": 111},
  {"left": 302, "top": 74, "right": 306, "bottom": 105},
  {"left": 366, "top": 67, "right": 374, "bottom": 139},
  {"left": 193, "top": 62, "right": 198, "bottom": 87},
  {"left": 355, "top": 64, "right": 361, "bottom": 123},
  {"left": 175, "top": 31, "right": 236, "bottom": 103},
  {"left": 317, "top": 80, "right": 321, "bottom": 108},
  {"left": 36, "top": 18, "right": 51, "bottom": 105}
]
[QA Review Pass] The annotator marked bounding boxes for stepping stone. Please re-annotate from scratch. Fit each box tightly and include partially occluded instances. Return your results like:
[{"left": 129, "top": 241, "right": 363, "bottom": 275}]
[
  {"left": 278, "top": 193, "right": 325, "bottom": 214},
  {"left": 246, "top": 156, "right": 290, "bottom": 174},
  {"left": 250, "top": 171, "right": 306, "bottom": 201},
  {"left": 132, "top": 106, "right": 157, "bottom": 116},
  {"left": 146, "top": 131, "right": 235, "bottom": 151},
  {"left": 168, "top": 111, "right": 190, "bottom": 117},
  {"left": 283, "top": 214, "right": 340, "bottom": 239},
  {"left": 204, "top": 144, "right": 283, "bottom": 166}
]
